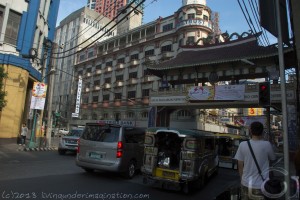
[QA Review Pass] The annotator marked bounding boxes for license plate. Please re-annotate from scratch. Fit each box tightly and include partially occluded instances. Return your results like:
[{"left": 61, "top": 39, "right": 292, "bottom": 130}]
[
  {"left": 89, "top": 152, "right": 103, "bottom": 160},
  {"left": 162, "top": 171, "right": 175, "bottom": 178}
]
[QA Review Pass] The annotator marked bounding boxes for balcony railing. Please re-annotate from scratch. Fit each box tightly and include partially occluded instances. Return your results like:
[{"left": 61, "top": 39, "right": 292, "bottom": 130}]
[
  {"left": 115, "top": 81, "right": 124, "bottom": 87},
  {"left": 130, "top": 59, "right": 139, "bottom": 66},
  {"left": 127, "top": 78, "right": 138, "bottom": 85},
  {"left": 116, "top": 63, "right": 125, "bottom": 70},
  {"left": 104, "top": 66, "right": 113, "bottom": 73},
  {"left": 94, "top": 85, "right": 101, "bottom": 91},
  {"left": 95, "top": 69, "right": 102, "bottom": 75},
  {"left": 103, "top": 83, "right": 111, "bottom": 89},
  {"left": 143, "top": 76, "right": 155, "bottom": 82}
]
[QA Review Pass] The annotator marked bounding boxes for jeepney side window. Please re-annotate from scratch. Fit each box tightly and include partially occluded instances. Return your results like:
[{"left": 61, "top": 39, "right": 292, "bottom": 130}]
[
  {"left": 144, "top": 135, "right": 154, "bottom": 146},
  {"left": 205, "top": 138, "right": 214, "bottom": 151},
  {"left": 185, "top": 139, "right": 199, "bottom": 150}
]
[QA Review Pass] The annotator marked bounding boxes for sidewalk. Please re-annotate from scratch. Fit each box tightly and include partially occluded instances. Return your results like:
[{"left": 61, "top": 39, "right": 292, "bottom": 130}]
[{"left": 0, "top": 136, "right": 60, "bottom": 152}]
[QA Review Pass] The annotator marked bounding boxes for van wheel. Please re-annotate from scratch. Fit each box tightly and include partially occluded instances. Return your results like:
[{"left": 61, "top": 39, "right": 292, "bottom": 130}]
[{"left": 124, "top": 161, "right": 136, "bottom": 179}]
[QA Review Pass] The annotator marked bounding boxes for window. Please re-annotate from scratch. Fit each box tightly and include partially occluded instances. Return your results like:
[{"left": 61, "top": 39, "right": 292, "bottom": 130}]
[
  {"left": 142, "top": 89, "right": 150, "bottom": 97},
  {"left": 115, "top": 93, "right": 122, "bottom": 100},
  {"left": 92, "top": 96, "right": 98, "bottom": 102},
  {"left": 117, "top": 57, "right": 125, "bottom": 63},
  {"left": 145, "top": 49, "right": 154, "bottom": 57},
  {"left": 81, "top": 125, "right": 120, "bottom": 142},
  {"left": 187, "top": 13, "right": 195, "bottom": 19},
  {"left": 103, "top": 113, "right": 108, "bottom": 119},
  {"left": 86, "top": 68, "right": 92, "bottom": 73},
  {"left": 116, "top": 75, "right": 123, "bottom": 81},
  {"left": 92, "top": 112, "right": 97, "bottom": 120},
  {"left": 162, "top": 23, "right": 173, "bottom": 32},
  {"left": 0, "top": 6, "right": 4, "bottom": 35},
  {"left": 114, "top": 112, "right": 121, "bottom": 121},
  {"left": 203, "top": 15, "right": 209, "bottom": 21},
  {"left": 94, "top": 80, "right": 100, "bottom": 86},
  {"left": 124, "top": 128, "right": 145, "bottom": 144},
  {"left": 103, "top": 94, "right": 110, "bottom": 101},
  {"left": 127, "top": 91, "right": 136, "bottom": 99},
  {"left": 96, "top": 64, "right": 101, "bottom": 70},
  {"left": 127, "top": 112, "right": 135, "bottom": 118},
  {"left": 83, "top": 97, "right": 89, "bottom": 104},
  {"left": 104, "top": 77, "right": 111, "bottom": 83},
  {"left": 161, "top": 44, "right": 172, "bottom": 52},
  {"left": 177, "top": 110, "right": 191, "bottom": 117},
  {"left": 88, "top": 51, "right": 94, "bottom": 58},
  {"left": 130, "top": 54, "right": 139, "bottom": 60},
  {"left": 186, "top": 36, "right": 195, "bottom": 45},
  {"left": 141, "top": 112, "right": 148, "bottom": 118},
  {"left": 4, "top": 10, "right": 21, "bottom": 45},
  {"left": 79, "top": 54, "right": 85, "bottom": 62},
  {"left": 129, "top": 72, "right": 137, "bottom": 79},
  {"left": 106, "top": 61, "right": 113, "bottom": 67}
]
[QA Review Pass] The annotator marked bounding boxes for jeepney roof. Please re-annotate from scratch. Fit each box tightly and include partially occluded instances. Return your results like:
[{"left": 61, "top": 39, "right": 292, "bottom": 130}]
[
  {"left": 146, "top": 127, "right": 216, "bottom": 138},
  {"left": 214, "top": 133, "right": 248, "bottom": 140}
]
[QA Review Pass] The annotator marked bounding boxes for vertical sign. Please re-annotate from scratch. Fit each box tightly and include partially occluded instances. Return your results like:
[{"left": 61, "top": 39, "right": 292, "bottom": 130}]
[
  {"left": 72, "top": 78, "right": 82, "bottom": 118},
  {"left": 148, "top": 106, "right": 156, "bottom": 128},
  {"left": 30, "top": 82, "right": 47, "bottom": 110}
]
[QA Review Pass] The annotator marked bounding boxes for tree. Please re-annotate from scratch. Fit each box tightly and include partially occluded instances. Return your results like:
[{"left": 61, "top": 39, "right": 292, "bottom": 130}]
[{"left": 0, "top": 65, "right": 8, "bottom": 111}]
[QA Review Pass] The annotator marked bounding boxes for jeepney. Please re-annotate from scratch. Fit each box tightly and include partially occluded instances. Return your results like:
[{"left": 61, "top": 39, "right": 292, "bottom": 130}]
[
  {"left": 215, "top": 133, "right": 248, "bottom": 169},
  {"left": 141, "top": 128, "right": 219, "bottom": 193}
]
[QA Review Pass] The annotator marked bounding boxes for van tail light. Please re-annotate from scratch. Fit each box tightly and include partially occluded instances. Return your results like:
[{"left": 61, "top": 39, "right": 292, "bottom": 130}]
[
  {"left": 77, "top": 139, "right": 80, "bottom": 154},
  {"left": 116, "top": 141, "right": 123, "bottom": 158}
]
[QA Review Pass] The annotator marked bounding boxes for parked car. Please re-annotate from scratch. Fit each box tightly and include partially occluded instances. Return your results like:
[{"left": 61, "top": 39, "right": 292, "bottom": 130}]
[
  {"left": 76, "top": 122, "right": 146, "bottom": 179},
  {"left": 58, "top": 128, "right": 69, "bottom": 135},
  {"left": 58, "top": 128, "right": 84, "bottom": 155}
]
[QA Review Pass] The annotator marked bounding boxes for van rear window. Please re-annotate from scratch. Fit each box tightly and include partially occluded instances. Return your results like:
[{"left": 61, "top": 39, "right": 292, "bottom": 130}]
[{"left": 81, "top": 125, "right": 120, "bottom": 142}]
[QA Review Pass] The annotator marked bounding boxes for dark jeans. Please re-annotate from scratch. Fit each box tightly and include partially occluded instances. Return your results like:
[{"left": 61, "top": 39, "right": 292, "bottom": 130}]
[{"left": 21, "top": 135, "right": 26, "bottom": 145}]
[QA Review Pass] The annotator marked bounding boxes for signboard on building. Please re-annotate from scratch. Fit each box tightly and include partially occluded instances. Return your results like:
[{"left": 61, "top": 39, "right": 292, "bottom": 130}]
[
  {"left": 187, "top": 85, "right": 245, "bottom": 101},
  {"left": 72, "top": 78, "right": 82, "bottom": 118},
  {"left": 150, "top": 96, "right": 187, "bottom": 105},
  {"left": 248, "top": 108, "right": 263, "bottom": 116},
  {"left": 30, "top": 82, "right": 47, "bottom": 110}
]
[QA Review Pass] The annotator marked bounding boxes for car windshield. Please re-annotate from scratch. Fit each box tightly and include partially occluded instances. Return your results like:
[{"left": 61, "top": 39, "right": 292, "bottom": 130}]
[{"left": 67, "top": 129, "right": 84, "bottom": 137}]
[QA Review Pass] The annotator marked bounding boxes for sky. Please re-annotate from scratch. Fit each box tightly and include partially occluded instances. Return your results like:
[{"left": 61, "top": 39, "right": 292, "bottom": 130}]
[{"left": 57, "top": 0, "right": 276, "bottom": 43}]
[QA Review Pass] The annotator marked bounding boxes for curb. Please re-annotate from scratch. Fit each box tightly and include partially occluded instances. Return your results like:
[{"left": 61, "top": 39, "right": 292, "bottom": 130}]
[{"left": 17, "top": 147, "right": 58, "bottom": 151}]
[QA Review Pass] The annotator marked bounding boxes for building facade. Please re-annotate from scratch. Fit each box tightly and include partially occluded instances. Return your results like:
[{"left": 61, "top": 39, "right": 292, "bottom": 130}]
[
  {"left": 0, "top": 0, "right": 60, "bottom": 139},
  {"left": 86, "top": 0, "right": 144, "bottom": 21},
  {"left": 71, "top": 0, "right": 233, "bottom": 131},
  {"left": 53, "top": 7, "right": 116, "bottom": 127}
]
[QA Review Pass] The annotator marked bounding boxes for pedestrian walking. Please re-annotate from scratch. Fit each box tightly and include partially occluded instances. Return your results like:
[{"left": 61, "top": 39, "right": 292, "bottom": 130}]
[
  {"left": 20, "top": 123, "right": 28, "bottom": 146},
  {"left": 234, "top": 121, "right": 276, "bottom": 200}
]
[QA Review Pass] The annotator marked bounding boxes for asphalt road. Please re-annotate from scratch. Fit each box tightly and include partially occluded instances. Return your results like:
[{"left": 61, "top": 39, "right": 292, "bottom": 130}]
[{"left": 0, "top": 145, "right": 240, "bottom": 200}]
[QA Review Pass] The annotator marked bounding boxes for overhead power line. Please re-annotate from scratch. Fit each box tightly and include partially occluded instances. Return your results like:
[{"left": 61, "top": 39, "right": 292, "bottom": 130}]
[{"left": 52, "top": 0, "right": 139, "bottom": 56}]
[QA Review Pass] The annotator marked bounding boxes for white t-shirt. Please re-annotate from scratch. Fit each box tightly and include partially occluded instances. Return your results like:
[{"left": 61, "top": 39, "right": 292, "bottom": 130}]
[
  {"left": 234, "top": 139, "right": 276, "bottom": 189},
  {"left": 21, "top": 127, "right": 28, "bottom": 136}
]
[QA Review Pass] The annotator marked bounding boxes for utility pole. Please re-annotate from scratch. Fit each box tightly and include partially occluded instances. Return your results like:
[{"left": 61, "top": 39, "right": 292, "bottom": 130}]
[
  {"left": 275, "top": 0, "right": 290, "bottom": 198},
  {"left": 45, "top": 42, "right": 58, "bottom": 148}
]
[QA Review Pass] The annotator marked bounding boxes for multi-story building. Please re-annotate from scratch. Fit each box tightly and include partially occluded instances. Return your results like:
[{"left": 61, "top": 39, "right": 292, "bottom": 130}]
[
  {"left": 71, "top": 0, "right": 231, "bottom": 131},
  {"left": 86, "top": 0, "right": 144, "bottom": 22},
  {"left": 0, "top": 0, "right": 60, "bottom": 139},
  {"left": 52, "top": 7, "right": 116, "bottom": 126}
]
